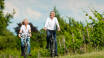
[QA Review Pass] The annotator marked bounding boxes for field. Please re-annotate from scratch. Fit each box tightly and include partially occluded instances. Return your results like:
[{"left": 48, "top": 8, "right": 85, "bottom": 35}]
[
  {"left": 0, "top": 49, "right": 104, "bottom": 58},
  {"left": 61, "top": 51, "right": 104, "bottom": 58}
]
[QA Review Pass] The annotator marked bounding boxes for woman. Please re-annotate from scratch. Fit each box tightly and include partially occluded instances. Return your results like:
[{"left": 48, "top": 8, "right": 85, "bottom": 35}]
[{"left": 18, "top": 18, "right": 31, "bottom": 56}]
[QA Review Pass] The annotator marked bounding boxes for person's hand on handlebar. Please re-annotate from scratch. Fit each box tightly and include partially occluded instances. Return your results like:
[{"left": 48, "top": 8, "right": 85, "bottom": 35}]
[
  {"left": 43, "top": 27, "right": 47, "bottom": 31},
  {"left": 18, "top": 33, "right": 21, "bottom": 38},
  {"left": 58, "top": 27, "right": 61, "bottom": 31},
  {"left": 29, "top": 33, "right": 32, "bottom": 37}
]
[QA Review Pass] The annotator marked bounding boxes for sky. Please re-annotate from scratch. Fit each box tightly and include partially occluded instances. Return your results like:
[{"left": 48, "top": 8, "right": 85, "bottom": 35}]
[{"left": 4, "top": 0, "right": 104, "bottom": 33}]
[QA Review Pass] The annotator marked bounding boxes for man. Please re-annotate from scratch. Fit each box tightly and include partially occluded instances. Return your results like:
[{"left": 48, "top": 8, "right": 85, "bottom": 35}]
[
  {"left": 44, "top": 11, "right": 60, "bottom": 56},
  {"left": 18, "top": 18, "right": 31, "bottom": 56}
]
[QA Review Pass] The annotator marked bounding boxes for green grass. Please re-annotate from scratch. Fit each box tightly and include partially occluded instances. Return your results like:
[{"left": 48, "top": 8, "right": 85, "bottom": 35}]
[
  {"left": 60, "top": 51, "right": 104, "bottom": 58},
  {"left": 0, "top": 49, "right": 104, "bottom": 58}
]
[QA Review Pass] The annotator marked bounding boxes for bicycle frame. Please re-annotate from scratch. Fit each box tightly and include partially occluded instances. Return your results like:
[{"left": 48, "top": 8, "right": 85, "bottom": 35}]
[
  {"left": 23, "top": 38, "right": 28, "bottom": 58},
  {"left": 20, "top": 33, "right": 30, "bottom": 58}
]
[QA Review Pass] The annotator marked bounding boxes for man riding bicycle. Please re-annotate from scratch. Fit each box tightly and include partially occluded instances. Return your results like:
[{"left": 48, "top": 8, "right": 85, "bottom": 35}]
[
  {"left": 18, "top": 18, "right": 32, "bottom": 56},
  {"left": 44, "top": 11, "right": 60, "bottom": 56}
]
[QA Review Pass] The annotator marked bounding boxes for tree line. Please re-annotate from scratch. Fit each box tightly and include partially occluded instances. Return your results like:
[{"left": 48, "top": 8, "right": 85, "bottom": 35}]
[{"left": 0, "top": 0, "right": 104, "bottom": 57}]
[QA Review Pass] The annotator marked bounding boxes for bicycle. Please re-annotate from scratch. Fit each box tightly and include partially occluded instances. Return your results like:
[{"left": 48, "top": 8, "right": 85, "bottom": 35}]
[{"left": 20, "top": 33, "right": 30, "bottom": 58}]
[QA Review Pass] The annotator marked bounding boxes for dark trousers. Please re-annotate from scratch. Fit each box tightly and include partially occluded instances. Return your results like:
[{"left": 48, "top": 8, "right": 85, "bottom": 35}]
[{"left": 46, "top": 30, "right": 57, "bottom": 55}]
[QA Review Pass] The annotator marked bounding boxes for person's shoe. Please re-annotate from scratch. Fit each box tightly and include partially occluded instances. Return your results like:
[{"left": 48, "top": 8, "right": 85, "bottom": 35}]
[
  {"left": 55, "top": 54, "right": 58, "bottom": 56},
  {"left": 29, "top": 54, "right": 32, "bottom": 56},
  {"left": 46, "top": 46, "right": 49, "bottom": 49},
  {"left": 21, "top": 54, "right": 24, "bottom": 56},
  {"left": 46, "top": 47, "right": 48, "bottom": 49}
]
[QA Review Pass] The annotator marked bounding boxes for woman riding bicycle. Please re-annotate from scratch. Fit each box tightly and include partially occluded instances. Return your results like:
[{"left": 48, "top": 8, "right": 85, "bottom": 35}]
[{"left": 18, "top": 18, "right": 32, "bottom": 56}]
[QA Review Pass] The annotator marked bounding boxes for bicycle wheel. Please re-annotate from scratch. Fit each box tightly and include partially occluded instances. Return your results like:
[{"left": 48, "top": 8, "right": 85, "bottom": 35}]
[
  {"left": 50, "top": 36, "right": 55, "bottom": 57},
  {"left": 24, "top": 42, "right": 28, "bottom": 58}
]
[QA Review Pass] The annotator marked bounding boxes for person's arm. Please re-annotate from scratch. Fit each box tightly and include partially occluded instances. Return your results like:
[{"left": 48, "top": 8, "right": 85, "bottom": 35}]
[
  {"left": 56, "top": 18, "right": 60, "bottom": 31},
  {"left": 44, "top": 18, "right": 48, "bottom": 31},
  {"left": 29, "top": 25, "right": 32, "bottom": 37},
  {"left": 18, "top": 25, "right": 23, "bottom": 38}
]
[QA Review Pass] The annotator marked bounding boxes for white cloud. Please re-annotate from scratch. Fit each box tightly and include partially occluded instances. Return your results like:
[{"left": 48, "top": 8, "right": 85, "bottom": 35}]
[
  {"left": 26, "top": 8, "right": 42, "bottom": 19},
  {"left": 5, "top": 0, "right": 104, "bottom": 32},
  {"left": 53, "top": 0, "right": 90, "bottom": 12},
  {"left": 4, "top": 1, "right": 20, "bottom": 17},
  {"left": 51, "top": 0, "right": 104, "bottom": 21}
]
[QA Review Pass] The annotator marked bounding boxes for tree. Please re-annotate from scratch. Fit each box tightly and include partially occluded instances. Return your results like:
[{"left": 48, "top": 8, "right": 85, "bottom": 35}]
[
  {"left": 0, "top": 0, "right": 18, "bottom": 50},
  {"left": 0, "top": 0, "right": 15, "bottom": 35}
]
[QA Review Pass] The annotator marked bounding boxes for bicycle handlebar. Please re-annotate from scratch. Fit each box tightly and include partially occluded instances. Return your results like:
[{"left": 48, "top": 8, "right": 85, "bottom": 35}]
[{"left": 20, "top": 33, "right": 31, "bottom": 39}]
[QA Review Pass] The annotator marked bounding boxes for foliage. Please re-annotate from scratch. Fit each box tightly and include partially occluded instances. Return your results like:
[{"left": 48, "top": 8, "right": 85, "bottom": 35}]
[
  {"left": 0, "top": 0, "right": 18, "bottom": 50},
  {"left": 14, "top": 23, "right": 38, "bottom": 35},
  {"left": 1, "top": 0, "right": 104, "bottom": 57}
]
